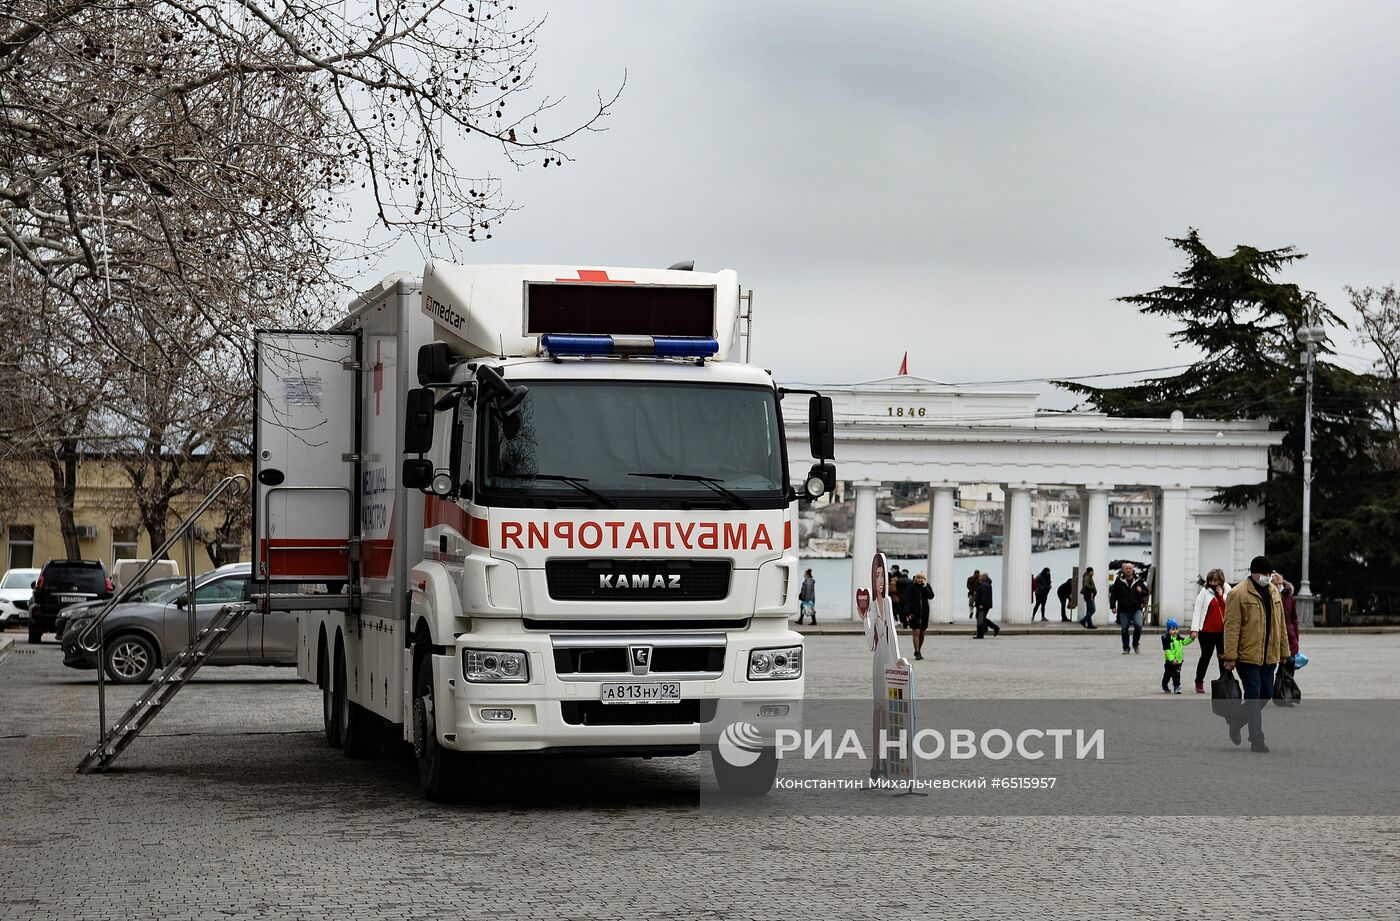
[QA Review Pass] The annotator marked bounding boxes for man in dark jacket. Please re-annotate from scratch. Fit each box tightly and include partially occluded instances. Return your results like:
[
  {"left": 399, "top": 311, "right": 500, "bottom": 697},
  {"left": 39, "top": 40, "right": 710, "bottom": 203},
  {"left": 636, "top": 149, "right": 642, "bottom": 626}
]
[
  {"left": 974, "top": 573, "right": 999, "bottom": 638},
  {"left": 1056, "top": 577, "right": 1075, "bottom": 621},
  {"left": 1111, "top": 563, "right": 1149, "bottom": 654}
]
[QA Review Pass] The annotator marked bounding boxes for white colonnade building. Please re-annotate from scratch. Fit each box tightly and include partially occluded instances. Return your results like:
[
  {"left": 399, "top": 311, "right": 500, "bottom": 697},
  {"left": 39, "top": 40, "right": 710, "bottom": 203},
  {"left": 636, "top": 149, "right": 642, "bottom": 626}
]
[{"left": 783, "top": 376, "right": 1282, "bottom": 624}]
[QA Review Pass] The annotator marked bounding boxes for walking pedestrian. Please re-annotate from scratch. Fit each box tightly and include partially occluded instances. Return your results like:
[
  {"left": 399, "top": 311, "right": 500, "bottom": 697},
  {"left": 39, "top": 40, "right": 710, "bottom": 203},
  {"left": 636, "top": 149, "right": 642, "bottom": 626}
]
[
  {"left": 1111, "top": 562, "right": 1148, "bottom": 654},
  {"left": 1160, "top": 618, "right": 1194, "bottom": 694},
  {"left": 1032, "top": 567, "right": 1052, "bottom": 621},
  {"left": 796, "top": 568, "right": 817, "bottom": 625},
  {"left": 907, "top": 571, "right": 934, "bottom": 660},
  {"left": 896, "top": 566, "right": 916, "bottom": 629},
  {"left": 889, "top": 566, "right": 907, "bottom": 628},
  {"left": 1056, "top": 577, "right": 1074, "bottom": 621},
  {"left": 974, "top": 572, "right": 999, "bottom": 638},
  {"left": 966, "top": 570, "right": 981, "bottom": 619},
  {"left": 1189, "top": 568, "right": 1229, "bottom": 693},
  {"left": 1079, "top": 567, "right": 1098, "bottom": 629},
  {"left": 1223, "top": 556, "right": 1290, "bottom": 753}
]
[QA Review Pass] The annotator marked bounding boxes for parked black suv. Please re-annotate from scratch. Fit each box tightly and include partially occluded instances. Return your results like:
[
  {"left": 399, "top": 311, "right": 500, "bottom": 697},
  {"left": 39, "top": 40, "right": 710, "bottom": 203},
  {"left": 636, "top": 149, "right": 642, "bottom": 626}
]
[{"left": 29, "top": 560, "right": 112, "bottom": 644}]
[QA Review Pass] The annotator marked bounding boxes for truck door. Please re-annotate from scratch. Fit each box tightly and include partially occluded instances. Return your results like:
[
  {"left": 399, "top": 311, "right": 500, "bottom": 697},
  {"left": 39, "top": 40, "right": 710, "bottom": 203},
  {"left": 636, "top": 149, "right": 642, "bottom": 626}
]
[{"left": 253, "top": 331, "right": 360, "bottom": 653}]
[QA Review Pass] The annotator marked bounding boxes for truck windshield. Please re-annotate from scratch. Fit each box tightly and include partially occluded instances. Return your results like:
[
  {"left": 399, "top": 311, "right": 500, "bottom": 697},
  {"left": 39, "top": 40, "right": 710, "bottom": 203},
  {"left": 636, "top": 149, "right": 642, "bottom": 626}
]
[{"left": 480, "top": 382, "right": 786, "bottom": 507}]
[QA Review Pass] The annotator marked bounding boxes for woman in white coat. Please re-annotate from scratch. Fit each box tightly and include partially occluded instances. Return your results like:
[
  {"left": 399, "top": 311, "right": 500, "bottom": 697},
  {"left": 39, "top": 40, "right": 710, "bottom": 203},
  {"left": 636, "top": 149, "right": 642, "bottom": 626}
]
[{"left": 1189, "top": 568, "right": 1229, "bottom": 694}]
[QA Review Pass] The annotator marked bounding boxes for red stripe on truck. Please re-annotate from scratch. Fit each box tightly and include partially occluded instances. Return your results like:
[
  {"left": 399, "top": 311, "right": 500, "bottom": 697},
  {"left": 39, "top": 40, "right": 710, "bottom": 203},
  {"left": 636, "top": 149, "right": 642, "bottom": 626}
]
[
  {"left": 260, "top": 539, "right": 351, "bottom": 579},
  {"left": 423, "top": 496, "right": 489, "bottom": 548}
]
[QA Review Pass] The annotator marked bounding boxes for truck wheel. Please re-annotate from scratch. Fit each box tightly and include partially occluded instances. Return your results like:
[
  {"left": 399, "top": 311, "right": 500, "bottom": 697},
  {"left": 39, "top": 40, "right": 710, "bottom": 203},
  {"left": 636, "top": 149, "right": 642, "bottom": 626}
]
[
  {"left": 104, "top": 634, "right": 157, "bottom": 684},
  {"left": 326, "top": 642, "right": 346, "bottom": 749},
  {"left": 711, "top": 746, "right": 778, "bottom": 798},
  {"left": 319, "top": 637, "right": 341, "bottom": 748},
  {"left": 342, "top": 700, "right": 380, "bottom": 760},
  {"left": 28, "top": 623, "right": 42, "bottom": 644},
  {"left": 413, "top": 653, "right": 472, "bottom": 802}
]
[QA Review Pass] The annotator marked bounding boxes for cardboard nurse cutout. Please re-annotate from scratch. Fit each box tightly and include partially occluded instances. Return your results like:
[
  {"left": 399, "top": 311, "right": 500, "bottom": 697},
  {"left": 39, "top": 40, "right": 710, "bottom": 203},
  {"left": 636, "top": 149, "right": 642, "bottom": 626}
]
[{"left": 859, "top": 552, "right": 904, "bottom": 780}]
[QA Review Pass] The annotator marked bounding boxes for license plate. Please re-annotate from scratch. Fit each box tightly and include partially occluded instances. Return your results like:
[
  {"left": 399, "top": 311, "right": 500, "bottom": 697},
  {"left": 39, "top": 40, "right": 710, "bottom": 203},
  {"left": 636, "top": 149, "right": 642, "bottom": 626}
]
[
  {"left": 599, "top": 682, "right": 681, "bottom": 704},
  {"left": 59, "top": 595, "right": 85, "bottom": 603}
]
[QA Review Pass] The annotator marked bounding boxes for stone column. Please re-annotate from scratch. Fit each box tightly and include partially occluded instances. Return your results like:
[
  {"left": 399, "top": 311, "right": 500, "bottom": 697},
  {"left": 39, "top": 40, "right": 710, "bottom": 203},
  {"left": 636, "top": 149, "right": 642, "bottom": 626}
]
[
  {"left": 1157, "top": 486, "right": 1188, "bottom": 626},
  {"left": 928, "top": 483, "right": 957, "bottom": 623},
  {"left": 850, "top": 480, "right": 880, "bottom": 621},
  {"left": 1081, "top": 486, "right": 1112, "bottom": 619},
  {"left": 1000, "top": 484, "right": 1034, "bottom": 624}
]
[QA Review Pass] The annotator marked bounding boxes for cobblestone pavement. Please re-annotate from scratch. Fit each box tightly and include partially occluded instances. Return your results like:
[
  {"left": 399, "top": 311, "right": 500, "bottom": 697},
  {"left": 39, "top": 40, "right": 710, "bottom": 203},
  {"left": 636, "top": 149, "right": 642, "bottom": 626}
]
[{"left": 2, "top": 633, "right": 1398, "bottom": 920}]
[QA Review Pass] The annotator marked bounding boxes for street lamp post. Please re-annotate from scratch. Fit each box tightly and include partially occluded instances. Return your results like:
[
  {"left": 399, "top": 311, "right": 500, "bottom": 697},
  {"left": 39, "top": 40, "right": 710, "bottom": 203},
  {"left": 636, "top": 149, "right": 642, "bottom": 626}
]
[{"left": 1296, "top": 323, "right": 1327, "bottom": 627}]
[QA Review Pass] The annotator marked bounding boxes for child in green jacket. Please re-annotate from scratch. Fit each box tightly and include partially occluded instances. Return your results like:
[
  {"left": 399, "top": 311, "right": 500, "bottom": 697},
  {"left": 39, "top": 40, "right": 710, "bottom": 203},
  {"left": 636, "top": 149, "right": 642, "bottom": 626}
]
[{"left": 1161, "top": 619, "right": 1195, "bottom": 694}]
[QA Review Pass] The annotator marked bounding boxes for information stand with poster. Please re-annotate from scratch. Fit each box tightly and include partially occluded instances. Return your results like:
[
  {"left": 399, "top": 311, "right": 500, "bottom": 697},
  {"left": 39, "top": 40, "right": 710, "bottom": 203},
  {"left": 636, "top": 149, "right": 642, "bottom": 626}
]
[{"left": 856, "top": 551, "right": 920, "bottom": 788}]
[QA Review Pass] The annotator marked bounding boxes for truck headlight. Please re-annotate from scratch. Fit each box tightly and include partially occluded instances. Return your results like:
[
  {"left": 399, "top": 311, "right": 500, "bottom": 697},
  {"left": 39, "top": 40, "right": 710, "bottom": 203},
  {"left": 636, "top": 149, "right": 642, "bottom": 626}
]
[
  {"left": 749, "top": 645, "right": 802, "bottom": 680},
  {"left": 463, "top": 649, "right": 530, "bottom": 683}
]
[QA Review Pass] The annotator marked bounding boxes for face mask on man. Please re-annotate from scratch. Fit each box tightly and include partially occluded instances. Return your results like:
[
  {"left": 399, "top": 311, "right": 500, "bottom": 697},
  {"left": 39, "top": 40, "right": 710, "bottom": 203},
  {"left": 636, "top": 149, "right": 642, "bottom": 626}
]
[{"left": 1255, "top": 574, "right": 1271, "bottom": 586}]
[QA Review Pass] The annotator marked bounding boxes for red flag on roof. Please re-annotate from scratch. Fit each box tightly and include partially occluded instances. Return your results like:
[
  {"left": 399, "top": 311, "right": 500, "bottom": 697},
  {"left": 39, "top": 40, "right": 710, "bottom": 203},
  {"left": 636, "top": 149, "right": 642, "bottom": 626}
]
[{"left": 898, "top": 352, "right": 908, "bottom": 376}]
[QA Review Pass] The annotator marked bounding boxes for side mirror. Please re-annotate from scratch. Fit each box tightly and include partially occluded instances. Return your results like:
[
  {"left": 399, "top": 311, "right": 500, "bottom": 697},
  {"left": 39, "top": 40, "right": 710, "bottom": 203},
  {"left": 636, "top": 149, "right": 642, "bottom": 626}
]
[
  {"left": 808, "top": 396, "right": 835, "bottom": 461},
  {"left": 175, "top": 595, "right": 189, "bottom": 609},
  {"left": 802, "top": 462, "right": 837, "bottom": 501},
  {"left": 477, "top": 365, "right": 529, "bottom": 413},
  {"left": 403, "top": 458, "right": 434, "bottom": 490},
  {"left": 403, "top": 388, "right": 436, "bottom": 454},
  {"left": 417, "top": 342, "right": 452, "bottom": 385}
]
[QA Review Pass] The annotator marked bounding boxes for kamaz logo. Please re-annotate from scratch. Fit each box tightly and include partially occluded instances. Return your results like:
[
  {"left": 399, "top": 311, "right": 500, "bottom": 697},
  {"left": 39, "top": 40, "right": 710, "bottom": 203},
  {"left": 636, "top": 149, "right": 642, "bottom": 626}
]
[{"left": 599, "top": 574, "right": 681, "bottom": 589}]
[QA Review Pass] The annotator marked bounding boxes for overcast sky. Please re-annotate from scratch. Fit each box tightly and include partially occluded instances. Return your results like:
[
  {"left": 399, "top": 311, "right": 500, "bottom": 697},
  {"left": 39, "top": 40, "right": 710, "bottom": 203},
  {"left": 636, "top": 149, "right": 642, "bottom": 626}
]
[{"left": 360, "top": 0, "right": 1398, "bottom": 407}]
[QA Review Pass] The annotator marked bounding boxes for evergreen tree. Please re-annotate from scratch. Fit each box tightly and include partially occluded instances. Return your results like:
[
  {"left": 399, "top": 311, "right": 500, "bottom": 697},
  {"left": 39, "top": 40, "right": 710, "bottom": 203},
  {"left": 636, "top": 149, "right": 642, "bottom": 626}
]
[{"left": 1060, "top": 229, "right": 1398, "bottom": 603}]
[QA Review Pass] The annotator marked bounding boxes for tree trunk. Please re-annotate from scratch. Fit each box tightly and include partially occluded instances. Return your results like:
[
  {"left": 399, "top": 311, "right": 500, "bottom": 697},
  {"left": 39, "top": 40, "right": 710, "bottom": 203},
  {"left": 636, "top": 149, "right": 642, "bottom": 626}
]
[{"left": 46, "top": 442, "right": 81, "bottom": 559}]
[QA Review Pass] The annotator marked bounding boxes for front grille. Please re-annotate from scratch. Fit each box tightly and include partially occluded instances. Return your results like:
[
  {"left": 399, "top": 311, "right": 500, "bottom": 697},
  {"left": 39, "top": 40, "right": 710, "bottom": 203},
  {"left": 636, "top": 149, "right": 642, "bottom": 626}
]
[
  {"left": 560, "top": 700, "right": 718, "bottom": 726},
  {"left": 546, "top": 559, "right": 731, "bottom": 601},
  {"left": 526, "top": 617, "right": 749, "bottom": 632},
  {"left": 553, "top": 645, "right": 725, "bottom": 676}
]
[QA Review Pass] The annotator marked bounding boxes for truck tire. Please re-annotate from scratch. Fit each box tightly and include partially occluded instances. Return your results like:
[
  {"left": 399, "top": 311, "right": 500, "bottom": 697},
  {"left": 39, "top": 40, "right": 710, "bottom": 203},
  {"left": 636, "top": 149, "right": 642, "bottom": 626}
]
[
  {"left": 711, "top": 746, "right": 778, "bottom": 798},
  {"left": 104, "top": 634, "right": 157, "bottom": 684},
  {"left": 325, "top": 640, "right": 345, "bottom": 749},
  {"left": 342, "top": 700, "right": 380, "bottom": 760},
  {"left": 413, "top": 653, "right": 473, "bottom": 802}
]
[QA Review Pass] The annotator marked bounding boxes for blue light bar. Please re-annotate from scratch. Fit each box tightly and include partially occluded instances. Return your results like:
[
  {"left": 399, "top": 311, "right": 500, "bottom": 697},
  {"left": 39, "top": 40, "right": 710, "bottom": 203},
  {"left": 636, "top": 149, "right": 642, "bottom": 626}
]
[
  {"left": 540, "top": 334, "right": 720, "bottom": 358},
  {"left": 541, "top": 334, "right": 613, "bottom": 355},
  {"left": 653, "top": 336, "right": 719, "bottom": 357}
]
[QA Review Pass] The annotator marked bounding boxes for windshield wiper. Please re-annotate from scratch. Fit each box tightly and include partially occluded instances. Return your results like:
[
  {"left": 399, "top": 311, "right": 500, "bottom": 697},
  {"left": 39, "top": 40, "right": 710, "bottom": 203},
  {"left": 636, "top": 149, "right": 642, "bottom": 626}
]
[
  {"left": 628, "top": 472, "right": 751, "bottom": 509},
  {"left": 494, "top": 473, "right": 617, "bottom": 508}
]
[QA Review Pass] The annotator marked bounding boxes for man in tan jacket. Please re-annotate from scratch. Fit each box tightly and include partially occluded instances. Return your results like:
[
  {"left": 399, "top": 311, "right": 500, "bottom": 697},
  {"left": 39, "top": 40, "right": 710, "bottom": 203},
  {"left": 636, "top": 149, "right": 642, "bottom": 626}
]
[{"left": 1222, "top": 555, "right": 1291, "bottom": 752}]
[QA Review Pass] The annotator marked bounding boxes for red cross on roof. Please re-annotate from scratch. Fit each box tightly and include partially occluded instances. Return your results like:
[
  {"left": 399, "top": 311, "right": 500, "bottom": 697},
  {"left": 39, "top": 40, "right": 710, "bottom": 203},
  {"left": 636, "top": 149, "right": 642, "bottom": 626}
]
[{"left": 553, "top": 269, "right": 635, "bottom": 284}]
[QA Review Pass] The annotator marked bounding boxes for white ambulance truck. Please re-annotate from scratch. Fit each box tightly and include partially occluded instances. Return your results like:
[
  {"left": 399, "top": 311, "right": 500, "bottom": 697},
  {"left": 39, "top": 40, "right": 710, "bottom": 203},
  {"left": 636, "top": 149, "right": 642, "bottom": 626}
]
[{"left": 253, "top": 263, "right": 836, "bottom": 800}]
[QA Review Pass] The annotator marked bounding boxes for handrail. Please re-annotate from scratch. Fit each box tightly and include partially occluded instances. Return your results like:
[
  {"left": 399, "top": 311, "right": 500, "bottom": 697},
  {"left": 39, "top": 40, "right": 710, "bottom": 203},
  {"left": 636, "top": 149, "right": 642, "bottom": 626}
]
[{"left": 74, "top": 474, "right": 250, "bottom": 654}]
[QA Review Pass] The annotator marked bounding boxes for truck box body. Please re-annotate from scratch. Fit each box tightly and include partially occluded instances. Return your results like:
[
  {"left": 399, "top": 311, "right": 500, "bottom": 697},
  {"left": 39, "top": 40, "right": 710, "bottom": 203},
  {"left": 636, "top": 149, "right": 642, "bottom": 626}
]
[{"left": 253, "top": 263, "right": 826, "bottom": 796}]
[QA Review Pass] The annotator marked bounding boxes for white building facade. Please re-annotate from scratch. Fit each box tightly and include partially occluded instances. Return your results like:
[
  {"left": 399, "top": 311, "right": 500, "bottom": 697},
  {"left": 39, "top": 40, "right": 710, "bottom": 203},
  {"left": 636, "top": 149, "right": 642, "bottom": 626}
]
[{"left": 783, "top": 376, "right": 1281, "bottom": 625}]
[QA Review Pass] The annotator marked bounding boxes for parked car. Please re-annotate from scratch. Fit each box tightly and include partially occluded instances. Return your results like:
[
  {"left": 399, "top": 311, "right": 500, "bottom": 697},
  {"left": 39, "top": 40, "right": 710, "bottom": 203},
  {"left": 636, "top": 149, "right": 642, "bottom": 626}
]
[
  {"left": 0, "top": 567, "right": 41, "bottom": 629},
  {"left": 112, "top": 558, "right": 180, "bottom": 591},
  {"left": 54, "top": 576, "right": 188, "bottom": 641},
  {"left": 60, "top": 563, "right": 298, "bottom": 684},
  {"left": 28, "top": 560, "right": 112, "bottom": 644}
]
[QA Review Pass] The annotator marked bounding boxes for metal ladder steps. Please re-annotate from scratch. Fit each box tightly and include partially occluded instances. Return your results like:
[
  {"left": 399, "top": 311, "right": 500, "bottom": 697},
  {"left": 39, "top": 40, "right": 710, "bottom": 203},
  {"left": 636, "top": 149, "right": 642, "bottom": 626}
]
[{"left": 76, "top": 601, "right": 256, "bottom": 774}]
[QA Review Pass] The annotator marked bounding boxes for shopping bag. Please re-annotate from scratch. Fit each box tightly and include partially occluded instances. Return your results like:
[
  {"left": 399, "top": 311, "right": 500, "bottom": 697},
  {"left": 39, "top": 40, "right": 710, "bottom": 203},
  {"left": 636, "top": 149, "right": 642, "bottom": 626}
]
[
  {"left": 1273, "top": 667, "right": 1302, "bottom": 707},
  {"left": 1211, "top": 670, "right": 1242, "bottom": 719}
]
